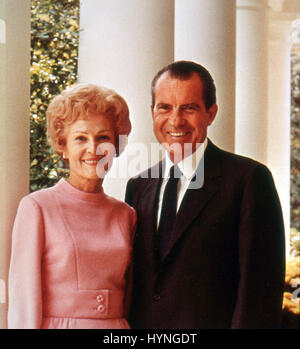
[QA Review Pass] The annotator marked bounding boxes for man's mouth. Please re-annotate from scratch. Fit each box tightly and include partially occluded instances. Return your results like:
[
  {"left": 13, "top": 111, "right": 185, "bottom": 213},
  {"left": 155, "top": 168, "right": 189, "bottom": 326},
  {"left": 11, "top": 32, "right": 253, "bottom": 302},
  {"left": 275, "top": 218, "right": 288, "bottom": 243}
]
[{"left": 168, "top": 132, "right": 188, "bottom": 137}]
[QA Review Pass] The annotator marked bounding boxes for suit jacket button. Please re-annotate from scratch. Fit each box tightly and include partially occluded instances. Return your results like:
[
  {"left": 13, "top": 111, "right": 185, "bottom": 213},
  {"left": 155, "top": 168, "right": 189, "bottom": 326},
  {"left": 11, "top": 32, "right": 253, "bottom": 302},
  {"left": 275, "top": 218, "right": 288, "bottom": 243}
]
[{"left": 153, "top": 294, "right": 161, "bottom": 301}]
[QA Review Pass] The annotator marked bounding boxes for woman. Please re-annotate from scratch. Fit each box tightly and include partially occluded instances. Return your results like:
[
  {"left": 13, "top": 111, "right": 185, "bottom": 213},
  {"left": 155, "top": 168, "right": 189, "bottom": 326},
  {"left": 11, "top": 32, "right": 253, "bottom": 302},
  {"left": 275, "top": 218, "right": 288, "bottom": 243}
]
[{"left": 8, "top": 83, "right": 136, "bottom": 329}]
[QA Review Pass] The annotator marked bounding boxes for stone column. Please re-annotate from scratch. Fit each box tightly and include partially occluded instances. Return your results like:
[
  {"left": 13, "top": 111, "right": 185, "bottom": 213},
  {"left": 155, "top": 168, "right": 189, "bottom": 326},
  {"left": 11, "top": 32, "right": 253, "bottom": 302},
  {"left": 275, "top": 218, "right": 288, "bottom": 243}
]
[
  {"left": 267, "top": 11, "right": 295, "bottom": 254},
  {"left": 235, "top": 0, "right": 269, "bottom": 163},
  {"left": 78, "top": 0, "right": 174, "bottom": 200},
  {"left": 175, "top": 0, "right": 236, "bottom": 152},
  {"left": 0, "top": 0, "right": 31, "bottom": 328}
]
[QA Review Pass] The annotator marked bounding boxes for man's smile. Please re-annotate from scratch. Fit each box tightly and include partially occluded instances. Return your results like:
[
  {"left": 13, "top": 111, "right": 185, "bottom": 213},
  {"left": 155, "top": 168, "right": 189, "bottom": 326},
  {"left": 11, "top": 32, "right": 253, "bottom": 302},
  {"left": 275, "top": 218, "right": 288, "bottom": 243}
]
[{"left": 167, "top": 131, "right": 189, "bottom": 137}]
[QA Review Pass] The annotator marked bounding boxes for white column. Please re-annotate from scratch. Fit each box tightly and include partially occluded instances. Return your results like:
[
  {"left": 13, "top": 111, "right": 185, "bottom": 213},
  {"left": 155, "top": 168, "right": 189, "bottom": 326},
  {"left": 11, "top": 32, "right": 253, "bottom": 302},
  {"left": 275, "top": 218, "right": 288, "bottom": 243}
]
[
  {"left": 267, "top": 12, "right": 294, "bottom": 254},
  {"left": 236, "top": 0, "right": 269, "bottom": 163},
  {"left": 175, "top": 0, "right": 236, "bottom": 152},
  {"left": 0, "top": 0, "right": 31, "bottom": 328},
  {"left": 78, "top": 0, "right": 174, "bottom": 200}
]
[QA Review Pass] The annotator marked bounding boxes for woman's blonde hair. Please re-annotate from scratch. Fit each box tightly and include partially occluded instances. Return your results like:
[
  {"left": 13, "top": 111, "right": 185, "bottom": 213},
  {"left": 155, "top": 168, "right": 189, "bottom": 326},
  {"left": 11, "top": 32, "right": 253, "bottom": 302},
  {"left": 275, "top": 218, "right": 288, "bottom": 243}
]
[{"left": 46, "top": 83, "right": 131, "bottom": 156}]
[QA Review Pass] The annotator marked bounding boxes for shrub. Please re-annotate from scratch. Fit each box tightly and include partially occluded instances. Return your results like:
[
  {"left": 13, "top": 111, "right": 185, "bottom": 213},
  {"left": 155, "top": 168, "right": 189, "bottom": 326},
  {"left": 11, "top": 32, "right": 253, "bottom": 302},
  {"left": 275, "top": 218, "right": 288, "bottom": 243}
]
[{"left": 30, "top": 0, "right": 79, "bottom": 192}]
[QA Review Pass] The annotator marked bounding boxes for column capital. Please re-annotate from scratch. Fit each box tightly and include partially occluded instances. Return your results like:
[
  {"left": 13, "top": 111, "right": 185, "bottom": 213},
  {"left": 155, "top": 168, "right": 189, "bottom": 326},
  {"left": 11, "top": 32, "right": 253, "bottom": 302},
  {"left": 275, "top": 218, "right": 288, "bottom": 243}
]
[
  {"left": 269, "top": 9, "right": 296, "bottom": 43},
  {"left": 237, "top": 0, "right": 268, "bottom": 11},
  {"left": 268, "top": 0, "right": 300, "bottom": 20},
  {"left": 269, "top": 0, "right": 300, "bottom": 13},
  {"left": 268, "top": 0, "right": 285, "bottom": 12}
]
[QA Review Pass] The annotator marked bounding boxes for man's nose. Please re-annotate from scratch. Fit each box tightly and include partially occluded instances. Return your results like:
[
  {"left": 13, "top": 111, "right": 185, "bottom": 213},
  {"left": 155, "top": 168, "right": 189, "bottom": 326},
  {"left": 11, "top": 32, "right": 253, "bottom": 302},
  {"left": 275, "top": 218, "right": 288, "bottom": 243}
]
[{"left": 169, "top": 108, "right": 185, "bottom": 127}]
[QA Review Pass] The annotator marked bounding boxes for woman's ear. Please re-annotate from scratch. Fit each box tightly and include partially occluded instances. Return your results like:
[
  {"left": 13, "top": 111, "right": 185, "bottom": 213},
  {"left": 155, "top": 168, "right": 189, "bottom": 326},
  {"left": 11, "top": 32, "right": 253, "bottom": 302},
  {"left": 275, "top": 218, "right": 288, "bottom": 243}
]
[{"left": 57, "top": 138, "right": 68, "bottom": 160}]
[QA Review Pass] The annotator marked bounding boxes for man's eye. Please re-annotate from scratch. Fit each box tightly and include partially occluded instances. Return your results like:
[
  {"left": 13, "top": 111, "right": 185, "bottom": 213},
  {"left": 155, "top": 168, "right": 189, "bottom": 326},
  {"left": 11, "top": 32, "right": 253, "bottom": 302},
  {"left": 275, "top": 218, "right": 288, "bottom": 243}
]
[
  {"left": 157, "top": 104, "right": 170, "bottom": 111},
  {"left": 182, "top": 105, "right": 196, "bottom": 111}
]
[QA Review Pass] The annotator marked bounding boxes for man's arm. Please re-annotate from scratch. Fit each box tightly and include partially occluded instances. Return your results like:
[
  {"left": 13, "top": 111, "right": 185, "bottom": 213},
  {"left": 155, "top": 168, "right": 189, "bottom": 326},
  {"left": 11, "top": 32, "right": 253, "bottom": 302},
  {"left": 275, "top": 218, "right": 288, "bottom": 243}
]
[
  {"left": 231, "top": 164, "right": 285, "bottom": 329},
  {"left": 125, "top": 178, "right": 134, "bottom": 206}
]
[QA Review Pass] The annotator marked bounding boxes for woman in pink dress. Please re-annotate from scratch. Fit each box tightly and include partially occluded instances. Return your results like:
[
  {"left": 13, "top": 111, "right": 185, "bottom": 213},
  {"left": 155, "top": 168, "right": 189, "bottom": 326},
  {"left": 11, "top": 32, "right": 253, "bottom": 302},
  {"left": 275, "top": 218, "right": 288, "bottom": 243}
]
[{"left": 8, "top": 84, "right": 136, "bottom": 329}]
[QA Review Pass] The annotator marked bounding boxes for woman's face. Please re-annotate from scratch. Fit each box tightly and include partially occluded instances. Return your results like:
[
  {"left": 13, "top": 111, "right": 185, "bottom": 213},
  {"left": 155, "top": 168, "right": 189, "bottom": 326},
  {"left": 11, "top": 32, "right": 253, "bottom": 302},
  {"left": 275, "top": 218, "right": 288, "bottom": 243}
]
[{"left": 63, "top": 113, "right": 116, "bottom": 190}]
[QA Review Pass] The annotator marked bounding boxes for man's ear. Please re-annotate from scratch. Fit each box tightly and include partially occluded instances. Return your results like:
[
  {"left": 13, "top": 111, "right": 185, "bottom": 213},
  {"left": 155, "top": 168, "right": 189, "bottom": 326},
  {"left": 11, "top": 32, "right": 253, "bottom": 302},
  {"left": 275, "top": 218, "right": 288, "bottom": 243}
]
[
  {"left": 207, "top": 104, "right": 218, "bottom": 125},
  {"left": 151, "top": 105, "right": 154, "bottom": 119}
]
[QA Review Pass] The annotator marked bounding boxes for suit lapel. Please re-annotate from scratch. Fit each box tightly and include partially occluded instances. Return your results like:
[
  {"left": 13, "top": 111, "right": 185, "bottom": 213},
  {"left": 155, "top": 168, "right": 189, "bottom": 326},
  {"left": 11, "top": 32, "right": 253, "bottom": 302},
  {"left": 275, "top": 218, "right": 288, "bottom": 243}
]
[
  {"left": 161, "top": 140, "right": 222, "bottom": 261},
  {"left": 137, "top": 162, "right": 163, "bottom": 267}
]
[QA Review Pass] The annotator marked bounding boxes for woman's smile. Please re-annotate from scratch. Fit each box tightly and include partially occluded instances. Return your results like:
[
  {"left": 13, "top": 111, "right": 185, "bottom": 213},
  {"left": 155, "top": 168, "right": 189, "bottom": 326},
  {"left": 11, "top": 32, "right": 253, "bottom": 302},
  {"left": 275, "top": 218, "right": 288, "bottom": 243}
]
[{"left": 82, "top": 158, "right": 102, "bottom": 166}]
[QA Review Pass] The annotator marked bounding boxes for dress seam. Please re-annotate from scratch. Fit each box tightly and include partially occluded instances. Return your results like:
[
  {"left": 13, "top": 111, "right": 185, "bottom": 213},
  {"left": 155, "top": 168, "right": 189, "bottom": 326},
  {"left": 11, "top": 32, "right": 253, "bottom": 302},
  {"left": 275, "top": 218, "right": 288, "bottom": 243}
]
[{"left": 54, "top": 194, "right": 80, "bottom": 290}]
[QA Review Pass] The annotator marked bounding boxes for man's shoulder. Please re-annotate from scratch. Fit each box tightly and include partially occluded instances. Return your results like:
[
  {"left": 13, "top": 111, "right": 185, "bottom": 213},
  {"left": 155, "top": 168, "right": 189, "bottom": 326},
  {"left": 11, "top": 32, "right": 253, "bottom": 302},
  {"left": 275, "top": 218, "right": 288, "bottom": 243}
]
[
  {"left": 209, "top": 142, "right": 275, "bottom": 190},
  {"left": 125, "top": 162, "right": 161, "bottom": 206},
  {"left": 127, "top": 161, "right": 162, "bottom": 185},
  {"left": 209, "top": 141, "right": 270, "bottom": 173}
]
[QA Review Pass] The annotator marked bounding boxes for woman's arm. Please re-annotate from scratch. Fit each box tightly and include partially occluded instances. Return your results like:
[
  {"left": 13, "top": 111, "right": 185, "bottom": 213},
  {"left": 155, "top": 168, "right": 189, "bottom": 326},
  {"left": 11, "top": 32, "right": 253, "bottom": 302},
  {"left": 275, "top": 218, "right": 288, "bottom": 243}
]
[
  {"left": 123, "top": 207, "right": 137, "bottom": 319},
  {"left": 8, "top": 196, "right": 45, "bottom": 329}
]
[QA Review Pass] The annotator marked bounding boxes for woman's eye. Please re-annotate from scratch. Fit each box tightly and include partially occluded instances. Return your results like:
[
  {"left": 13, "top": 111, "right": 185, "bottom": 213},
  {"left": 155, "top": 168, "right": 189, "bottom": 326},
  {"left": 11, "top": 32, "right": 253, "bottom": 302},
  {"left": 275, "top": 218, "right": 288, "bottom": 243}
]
[
  {"left": 75, "top": 136, "right": 86, "bottom": 141},
  {"left": 97, "top": 135, "right": 110, "bottom": 141}
]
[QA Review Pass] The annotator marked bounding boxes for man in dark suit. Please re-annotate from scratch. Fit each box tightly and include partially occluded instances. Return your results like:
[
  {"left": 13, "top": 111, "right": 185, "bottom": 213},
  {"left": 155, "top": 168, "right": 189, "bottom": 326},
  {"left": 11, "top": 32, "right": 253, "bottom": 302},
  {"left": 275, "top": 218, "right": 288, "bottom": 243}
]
[{"left": 125, "top": 60, "right": 285, "bottom": 329}]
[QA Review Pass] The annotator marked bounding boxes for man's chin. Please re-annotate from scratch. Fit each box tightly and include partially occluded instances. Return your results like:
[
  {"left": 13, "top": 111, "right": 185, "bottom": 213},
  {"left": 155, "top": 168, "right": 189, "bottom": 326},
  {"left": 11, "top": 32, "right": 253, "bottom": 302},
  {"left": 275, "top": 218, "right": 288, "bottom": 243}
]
[
  {"left": 167, "top": 147, "right": 193, "bottom": 163},
  {"left": 166, "top": 140, "right": 196, "bottom": 156}
]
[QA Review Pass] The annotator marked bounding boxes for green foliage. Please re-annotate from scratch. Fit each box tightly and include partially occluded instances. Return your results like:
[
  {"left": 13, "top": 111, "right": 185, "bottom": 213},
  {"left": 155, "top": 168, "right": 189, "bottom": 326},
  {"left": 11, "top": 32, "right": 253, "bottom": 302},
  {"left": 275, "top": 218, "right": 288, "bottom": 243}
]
[
  {"left": 30, "top": 0, "right": 79, "bottom": 192},
  {"left": 291, "top": 21, "right": 300, "bottom": 256}
]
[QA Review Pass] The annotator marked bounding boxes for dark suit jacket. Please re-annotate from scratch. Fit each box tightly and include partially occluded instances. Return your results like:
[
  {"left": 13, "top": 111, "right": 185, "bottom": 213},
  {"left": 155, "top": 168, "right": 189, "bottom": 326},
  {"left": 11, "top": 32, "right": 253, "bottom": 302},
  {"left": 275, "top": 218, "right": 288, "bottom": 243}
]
[{"left": 125, "top": 140, "right": 285, "bottom": 329}]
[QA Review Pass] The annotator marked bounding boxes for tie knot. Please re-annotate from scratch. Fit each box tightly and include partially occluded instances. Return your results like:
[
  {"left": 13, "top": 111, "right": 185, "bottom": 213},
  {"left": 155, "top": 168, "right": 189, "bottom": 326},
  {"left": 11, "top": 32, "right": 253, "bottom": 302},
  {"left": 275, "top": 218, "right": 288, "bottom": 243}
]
[{"left": 169, "top": 165, "right": 182, "bottom": 180}]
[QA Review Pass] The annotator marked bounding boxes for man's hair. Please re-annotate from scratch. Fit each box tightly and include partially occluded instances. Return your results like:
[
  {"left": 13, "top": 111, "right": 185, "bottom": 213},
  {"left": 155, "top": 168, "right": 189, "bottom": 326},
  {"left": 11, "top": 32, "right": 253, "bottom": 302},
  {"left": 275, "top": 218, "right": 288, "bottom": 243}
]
[{"left": 151, "top": 60, "right": 216, "bottom": 110}]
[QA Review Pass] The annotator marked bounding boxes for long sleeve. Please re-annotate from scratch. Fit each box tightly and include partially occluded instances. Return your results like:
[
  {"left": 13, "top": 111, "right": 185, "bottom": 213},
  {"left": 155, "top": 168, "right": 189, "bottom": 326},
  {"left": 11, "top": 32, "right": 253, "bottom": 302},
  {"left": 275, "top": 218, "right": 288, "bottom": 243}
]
[
  {"left": 231, "top": 164, "right": 286, "bottom": 329},
  {"left": 8, "top": 196, "right": 45, "bottom": 329},
  {"left": 122, "top": 207, "right": 137, "bottom": 319}
]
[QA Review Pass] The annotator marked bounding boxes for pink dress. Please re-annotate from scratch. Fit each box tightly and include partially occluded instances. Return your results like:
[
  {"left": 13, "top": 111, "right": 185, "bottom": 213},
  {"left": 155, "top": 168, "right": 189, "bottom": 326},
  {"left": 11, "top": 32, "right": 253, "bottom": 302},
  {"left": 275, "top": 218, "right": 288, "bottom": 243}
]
[{"left": 8, "top": 179, "right": 136, "bottom": 329}]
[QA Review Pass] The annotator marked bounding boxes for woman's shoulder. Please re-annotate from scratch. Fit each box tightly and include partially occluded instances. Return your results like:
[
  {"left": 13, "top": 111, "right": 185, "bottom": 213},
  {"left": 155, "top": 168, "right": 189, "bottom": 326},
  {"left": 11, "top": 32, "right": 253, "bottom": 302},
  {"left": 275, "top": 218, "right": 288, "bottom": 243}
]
[
  {"left": 104, "top": 193, "right": 136, "bottom": 215},
  {"left": 19, "top": 183, "right": 59, "bottom": 208},
  {"left": 103, "top": 194, "right": 137, "bottom": 229},
  {"left": 103, "top": 195, "right": 136, "bottom": 238}
]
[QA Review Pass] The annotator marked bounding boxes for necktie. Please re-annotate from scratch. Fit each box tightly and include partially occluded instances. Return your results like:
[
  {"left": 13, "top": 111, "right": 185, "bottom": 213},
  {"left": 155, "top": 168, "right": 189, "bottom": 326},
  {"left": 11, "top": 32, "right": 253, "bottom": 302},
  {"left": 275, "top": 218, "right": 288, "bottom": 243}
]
[{"left": 157, "top": 165, "right": 181, "bottom": 260}]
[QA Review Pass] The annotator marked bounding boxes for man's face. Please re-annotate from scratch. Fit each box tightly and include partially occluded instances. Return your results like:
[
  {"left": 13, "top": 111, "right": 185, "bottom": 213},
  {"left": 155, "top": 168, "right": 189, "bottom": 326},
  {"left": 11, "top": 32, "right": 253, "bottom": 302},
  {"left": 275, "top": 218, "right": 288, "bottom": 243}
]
[{"left": 152, "top": 72, "right": 218, "bottom": 162}]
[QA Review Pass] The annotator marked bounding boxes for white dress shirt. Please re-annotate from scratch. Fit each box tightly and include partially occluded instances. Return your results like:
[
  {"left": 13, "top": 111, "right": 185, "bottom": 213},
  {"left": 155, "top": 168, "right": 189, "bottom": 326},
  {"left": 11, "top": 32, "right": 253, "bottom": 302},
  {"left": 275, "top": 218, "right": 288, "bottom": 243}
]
[{"left": 156, "top": 138, "right": 208, "bottom": 227}]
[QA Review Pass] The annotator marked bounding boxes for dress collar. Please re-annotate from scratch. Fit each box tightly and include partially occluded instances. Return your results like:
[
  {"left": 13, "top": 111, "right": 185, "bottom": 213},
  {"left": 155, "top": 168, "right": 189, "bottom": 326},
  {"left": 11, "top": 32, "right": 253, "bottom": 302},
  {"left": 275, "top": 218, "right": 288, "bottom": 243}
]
[{"left": 55, "top": 178, "right": 104, "bottom": 202}]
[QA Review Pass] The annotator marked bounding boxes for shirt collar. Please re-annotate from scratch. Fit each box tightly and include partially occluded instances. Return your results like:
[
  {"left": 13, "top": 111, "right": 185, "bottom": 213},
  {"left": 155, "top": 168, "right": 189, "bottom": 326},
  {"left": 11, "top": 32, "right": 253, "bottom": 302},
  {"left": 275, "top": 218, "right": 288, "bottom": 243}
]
[{"left": 164, "top": 138, "right": 208, "bottom": 180}]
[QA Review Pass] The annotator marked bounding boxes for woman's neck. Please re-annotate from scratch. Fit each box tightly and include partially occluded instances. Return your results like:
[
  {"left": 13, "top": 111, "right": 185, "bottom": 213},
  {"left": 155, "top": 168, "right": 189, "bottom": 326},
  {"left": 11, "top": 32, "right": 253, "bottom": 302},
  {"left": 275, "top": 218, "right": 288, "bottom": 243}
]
[{"left": 67, "top": 175, "right": 103, "bottom": 193}]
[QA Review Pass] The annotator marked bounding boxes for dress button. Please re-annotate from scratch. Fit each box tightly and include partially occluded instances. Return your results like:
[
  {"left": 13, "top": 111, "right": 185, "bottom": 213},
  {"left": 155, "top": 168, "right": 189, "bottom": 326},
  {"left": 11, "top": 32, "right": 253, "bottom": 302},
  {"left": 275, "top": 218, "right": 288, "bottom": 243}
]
[
  {"left": 97, "top": 304, "right": 105, "bottom": 312},
  {"left": 153, "top": 294, "right": 161, "bottom": 301},
  {"left": 97, "top": 294, "right": 104, "bottom": 303}
]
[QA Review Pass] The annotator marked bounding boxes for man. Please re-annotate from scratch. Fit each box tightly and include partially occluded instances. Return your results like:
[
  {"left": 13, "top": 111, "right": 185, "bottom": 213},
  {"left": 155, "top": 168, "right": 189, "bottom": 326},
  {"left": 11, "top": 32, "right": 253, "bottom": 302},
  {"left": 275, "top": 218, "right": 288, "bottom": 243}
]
[{"left": 125, "top": 60, "right": 285, "bottom": 329}]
